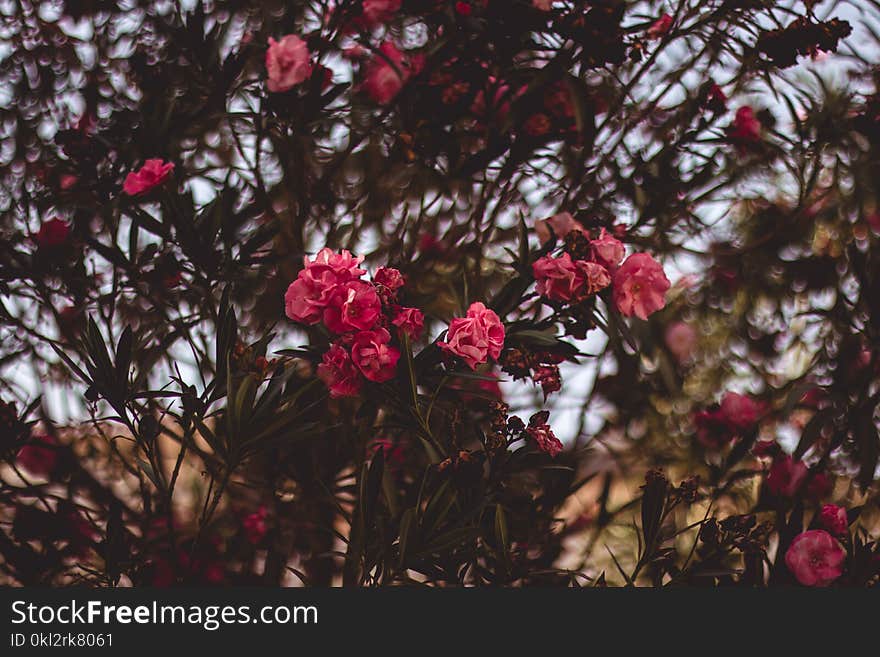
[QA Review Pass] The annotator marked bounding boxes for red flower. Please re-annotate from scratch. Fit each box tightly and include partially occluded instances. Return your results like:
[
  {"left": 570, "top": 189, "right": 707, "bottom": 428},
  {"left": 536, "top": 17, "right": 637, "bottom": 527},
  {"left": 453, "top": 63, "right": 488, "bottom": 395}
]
[
  {"left": 374, "top": 267, "right": 406, "bottom": 292},
  {"left": 16, "top": 433, "right": 59, "bottom": 478},
  {"left": 526, "top": 414, "right": 563, "bottom": 457},
  {"left": 785, "top": 530, "right": 846, "bottom": 586},
  {"left": 392, "top": 306, "right": 425, "bottom": 340},
  {"left": 590, "top": 228, "right": 626, "bottom": 270},
  {"left": 351, "top": 327, "right": 400, "bottom": 383},
  {"left": 243, "top": 506, "right": 269, "bottom": 545},
  {"left": 818, "top": 504, "right": 848, "bottom": 537},
  {"left": 532, "top": 252, "right": 610, "bottom": 302},
  {"left": 362, "top": 42, "right": 421, "bottom": 105},
  {"left": 438, "top": 302, "right": 505, "bottom": 370},
  {"left": 647, "top": 14, "right": 674, "bottom": 40},
  {"left": 317, "top": 344, "right": 363, "bottom": 398},
  {"left": 323, "top": 280, "right": 382, "bottom": 334},
  {"left": 612, "top": 253, "right": 670, "bottom": 320},
  {"left": 454, "top": 2, "right": 472, "bottom": 16},
  {"left": 728, "top": 106, "right": 762, "bottom": 150},
  {"left": 34, "top": 218, "right": 70, "bottom": 249},
  {"left": 123, "top": 159, "right": 174, "bottom": 196}
]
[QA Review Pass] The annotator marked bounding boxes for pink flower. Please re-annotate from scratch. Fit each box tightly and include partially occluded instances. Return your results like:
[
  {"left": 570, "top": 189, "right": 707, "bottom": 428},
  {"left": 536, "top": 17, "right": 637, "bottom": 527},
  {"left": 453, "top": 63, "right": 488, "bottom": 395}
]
[
  {"left": 284, "top": 248, "right": 367, "bottom": 325},
  {"left": 360, "top": 0, "right": 402, "bottom": 27},
  {"left": 317, "top": 344, "right": 363, "bottom": 398},
  {"left": 438, "top": 302, "right": 505, "bottom": 370},
  {"left": 532, "top": 0, "right": 553, "bottom": 9},
  {"left": 647, "top": 14, "right": 673, "bottom": 39},
  {"left": 590, "top": 228, "right": 626, "bottom": 270},
  {"left": 535, "top": 212, "right": 585, "bottom": 244},
  {"left": 785, "top": 530, "right": 846, "bottom": 587},
  {"left": 728, "top": 106, "right": 762, "bottom": 149},
  {"left": 533, "top": 253, "right": 610, "bottom": 302},
  {"left": 243, "top": 507, "right": 268, "bottom": 545},
  {"left": 819, "top": 504, "right": 848, "bottom": 537},
  {"left": 374, "top": 267, "right": 405, "bottom": 292},
  {"left": 35, "top": 218, "right": 70, "bottom": 249},
  {"left": 323, "top": 280, "right": 382, "bottom": 333},
  {"left": 392, "top": 306, "right": 425, "bottom": 340},
  {"left": 664, "top": 321, "right": 697, "bottom": 363},
  {"left": 351, "top": 328, "right": 400, "bottom": 383},
  {"left": 362, "top": 42, "right": 420, "bottom": 105},
  {"left": 719, "top": 392, "right": 763, "bottom": 431},
  {"left": 265, "top": 35, "right": 312, "bottom": 93},
  {"left": 123, "top": 159, "right": 174, "bottom": 196},
  {"left": 612, "top": 253, "right": 670, "bottom": 320},
  {"left": 16, "top": 434, "right": 59, "bottom": 478}
]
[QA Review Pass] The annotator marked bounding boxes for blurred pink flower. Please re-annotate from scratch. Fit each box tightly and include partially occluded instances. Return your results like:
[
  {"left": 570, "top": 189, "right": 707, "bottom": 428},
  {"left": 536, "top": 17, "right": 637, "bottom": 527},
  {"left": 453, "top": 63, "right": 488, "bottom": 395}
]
[
  {"left": 265, "top": 35, "right": 312, "bottom": 92},
  {"left": 535, "top": 212, "right": 585, "bottom": 244},
  {"left": 664, "top": 321, "right": 697, "bottom": 363},
  {"left": 362, "top": 42, "right": 421, "bottom": 105}
]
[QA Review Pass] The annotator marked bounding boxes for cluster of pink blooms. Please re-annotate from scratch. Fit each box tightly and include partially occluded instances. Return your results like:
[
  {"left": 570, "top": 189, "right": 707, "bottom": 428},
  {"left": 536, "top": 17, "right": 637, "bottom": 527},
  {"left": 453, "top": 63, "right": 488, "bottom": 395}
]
[
  {"left": 285, "top": 249, "right": 424, "bottom": 398},
  {"left": 693, "top": 391, "right": 764, "bottom": 448},
  {"left": 531, "top": 213, "right": 671, "bottom": 320},
  {"left": 266, "top": 2, "right": 422, "bottom": 107}
]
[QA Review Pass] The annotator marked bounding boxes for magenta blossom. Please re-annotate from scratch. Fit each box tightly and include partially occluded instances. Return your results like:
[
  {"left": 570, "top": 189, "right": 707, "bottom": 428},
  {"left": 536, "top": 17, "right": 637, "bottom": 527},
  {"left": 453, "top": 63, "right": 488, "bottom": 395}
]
[
  {"left": 351, "top": 328, "right": 400, "bottom": 383},
  {"left": 438, "top": 302, "right": 505, "bottom": 370},
  {"left": 317, "top": 344, "right": 363, "bottom": 398},
  {"left": 392, "top": 306, "right": 425, "bottom": 340},
  {"left": 123, "top": 159, "right": 174, "bottom": 196},
  {"left": 612, "top": 253, "right": 670, "bottom": 320},
  {"left": 323, "top": 280, "right": 382, "bottom": 334},
  {"left": 785, "top": 530, "right": 846, "bottom": 587}
]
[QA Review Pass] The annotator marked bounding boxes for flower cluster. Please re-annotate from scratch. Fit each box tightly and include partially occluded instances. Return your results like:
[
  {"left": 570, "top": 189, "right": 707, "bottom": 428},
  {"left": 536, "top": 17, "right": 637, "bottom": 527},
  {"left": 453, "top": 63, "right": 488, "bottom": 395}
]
[
  {"left": 532, "top": 217, "right": 670, "bottom": 321},
  {"left": 756, "top": 16, "right": 852, "bottom": 69},
  {"left": 285, "top": 249, "right": 424, "bottom": 397}
]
